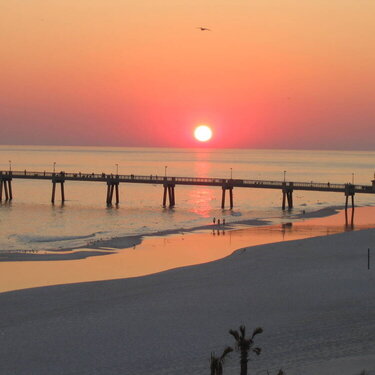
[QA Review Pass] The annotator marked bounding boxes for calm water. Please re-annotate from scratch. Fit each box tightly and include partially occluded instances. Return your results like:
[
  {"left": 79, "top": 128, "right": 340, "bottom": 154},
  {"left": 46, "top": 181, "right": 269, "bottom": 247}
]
[{"left": 0, "top": 145, "right": 374, "bottom": 251}]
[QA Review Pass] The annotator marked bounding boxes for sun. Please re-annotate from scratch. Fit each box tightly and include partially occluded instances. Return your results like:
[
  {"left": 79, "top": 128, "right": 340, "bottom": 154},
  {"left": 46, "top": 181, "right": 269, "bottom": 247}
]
[{"left": 194, "top": 125, "right": 213, "bottom": 142}]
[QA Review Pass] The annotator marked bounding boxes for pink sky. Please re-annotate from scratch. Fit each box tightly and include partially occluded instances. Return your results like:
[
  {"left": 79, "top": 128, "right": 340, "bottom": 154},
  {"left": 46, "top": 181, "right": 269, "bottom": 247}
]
[{"left": 1, "top": 0, "right": 374, "bottom": 149}]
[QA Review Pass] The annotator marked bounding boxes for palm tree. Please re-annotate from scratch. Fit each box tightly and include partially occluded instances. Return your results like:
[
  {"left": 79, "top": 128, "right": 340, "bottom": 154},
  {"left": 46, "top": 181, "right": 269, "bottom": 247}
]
[
  {"left": 229, "top": 325, "right": 263, "bottom": 375},
  {"left": 210, "top": 346, "right": 233, "bottom": 375}
]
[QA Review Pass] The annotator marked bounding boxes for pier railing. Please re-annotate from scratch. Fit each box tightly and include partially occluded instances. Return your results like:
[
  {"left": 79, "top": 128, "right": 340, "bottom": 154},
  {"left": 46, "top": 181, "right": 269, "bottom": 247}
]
[{"left": 0, "top": 170, "right": 374, "bottom": 194}]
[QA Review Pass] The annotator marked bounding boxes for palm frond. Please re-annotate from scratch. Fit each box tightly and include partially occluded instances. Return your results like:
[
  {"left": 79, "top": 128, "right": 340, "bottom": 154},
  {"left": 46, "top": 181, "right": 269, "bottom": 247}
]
[
  {"left": 253, "top": 347, "right": 262, "bottom": 355},
  {"left": 251, "top": 327, "right": 263, "bottom": 339},
  {"left": 220, "top": 346, "right": 233, "bottom": 361},
  {"left": 229, "top": 329, "right": 240, "bottom": 342}
]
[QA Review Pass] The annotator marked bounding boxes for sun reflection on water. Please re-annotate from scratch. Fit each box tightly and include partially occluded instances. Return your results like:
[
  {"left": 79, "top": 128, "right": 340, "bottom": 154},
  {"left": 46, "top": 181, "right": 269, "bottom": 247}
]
[{"left": 188, "top": 188, "right": 215, "bottom": 218}]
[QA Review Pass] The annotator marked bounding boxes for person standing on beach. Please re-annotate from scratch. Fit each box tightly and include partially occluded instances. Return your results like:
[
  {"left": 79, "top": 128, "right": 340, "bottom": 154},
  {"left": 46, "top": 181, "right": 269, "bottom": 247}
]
[
  {"left": 218, "top": 219, "right": 221, "bottom": 226},
  {"left": 213, "top": 217, "right": 216, "bottom": 224},
  {"left": 223, "top": 218, "right": 226, "bottom": 225}
]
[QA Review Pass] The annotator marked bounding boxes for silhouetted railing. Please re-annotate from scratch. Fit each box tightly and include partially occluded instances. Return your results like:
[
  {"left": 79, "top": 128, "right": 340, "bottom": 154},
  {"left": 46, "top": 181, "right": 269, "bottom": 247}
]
[{"left": 1, "top": 170, "right": 374, "bottom": 194}]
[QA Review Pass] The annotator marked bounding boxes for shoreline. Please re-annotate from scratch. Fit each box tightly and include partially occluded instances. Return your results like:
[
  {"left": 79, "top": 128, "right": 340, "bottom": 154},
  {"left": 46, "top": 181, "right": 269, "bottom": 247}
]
[
  {"left": 0, "top": 205, "right": 345, "bottom": 260},
  {"left": 0, "top": 206, "right": 374, "bottom": 293}
]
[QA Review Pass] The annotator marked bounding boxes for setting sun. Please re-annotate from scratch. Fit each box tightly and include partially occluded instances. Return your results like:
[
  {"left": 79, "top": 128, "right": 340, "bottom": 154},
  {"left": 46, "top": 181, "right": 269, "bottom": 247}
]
[{"left": 194, "top": 125, "right": 212, "bottom": 142}]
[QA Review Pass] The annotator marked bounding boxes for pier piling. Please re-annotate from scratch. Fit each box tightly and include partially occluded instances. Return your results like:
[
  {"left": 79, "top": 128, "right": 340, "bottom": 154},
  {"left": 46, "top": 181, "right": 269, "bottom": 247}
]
[
  {"left": 221, "top": 186, "right": 234, "bottom": 209},
  {"left": 115, "top": 184, "right": 119, "bottom": 205},
  {"left": 221, "top": 187, "right": 226, "bottom": 209},
  {"left": 51, "top": 182, "right": 56, "bottom": 203},
  {"left": 4, "top": 180, "right": 9, "bottom": 200},
  {"left": 60, "top": 182, "right": 65, "bottom": 202},
  {"left": 163, "top": 186, "right": 167, "bottom": 207},
  {"left": 282, "top": 183, "right": 294, "bottom": 210},
  {"left": 344, "top": 184, "right": 355, "bottom": 210},
  {"left": 106, "top": 181, "right": 119, "bottom": 205},
  {"left": 51, "top": 177, "right": 65, "bottom": 204},
  {"left": 163, "top": 184, "right": 175, "bottom": 207},
  {"left": 8, "top": 180, "right": 13, "bottom": 200}
]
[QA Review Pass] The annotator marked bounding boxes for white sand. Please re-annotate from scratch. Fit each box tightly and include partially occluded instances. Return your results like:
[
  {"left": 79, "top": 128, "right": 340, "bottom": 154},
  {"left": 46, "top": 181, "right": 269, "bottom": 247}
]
[{"left": 0, "top": 228, "right": 374, "bottom": 375}]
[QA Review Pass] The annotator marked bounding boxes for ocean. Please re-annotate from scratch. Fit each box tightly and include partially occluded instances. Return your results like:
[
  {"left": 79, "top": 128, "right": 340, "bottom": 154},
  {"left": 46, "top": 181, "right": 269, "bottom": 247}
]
[{"left": 0, "top": 145, "right": 374, "bottom": 252}]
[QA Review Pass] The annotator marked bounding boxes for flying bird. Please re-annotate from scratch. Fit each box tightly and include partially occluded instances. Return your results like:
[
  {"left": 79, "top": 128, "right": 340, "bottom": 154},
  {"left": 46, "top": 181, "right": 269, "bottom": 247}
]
[{"left": 197, "top": 27, "right": 211, "bottom": 31}]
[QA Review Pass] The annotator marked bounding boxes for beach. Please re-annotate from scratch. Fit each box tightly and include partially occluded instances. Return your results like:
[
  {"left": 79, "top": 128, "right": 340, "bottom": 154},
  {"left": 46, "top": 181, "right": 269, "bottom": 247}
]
[
  {"left": 0, "top": 206, "right": 374, "bottom": 293},
  {"left": 0, "top": 224, "right": 374, "bottom": 374}
]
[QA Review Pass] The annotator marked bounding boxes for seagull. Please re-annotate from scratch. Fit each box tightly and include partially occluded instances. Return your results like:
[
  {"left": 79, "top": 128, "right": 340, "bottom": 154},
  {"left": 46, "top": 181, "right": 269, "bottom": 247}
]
[{"left": 197, "top": 27, "right": 211, "bottom": 31}]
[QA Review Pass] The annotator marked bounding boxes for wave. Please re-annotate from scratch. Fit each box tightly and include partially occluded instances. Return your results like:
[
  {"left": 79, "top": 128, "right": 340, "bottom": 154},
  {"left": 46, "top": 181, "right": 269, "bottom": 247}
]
[{"left": 10, "top": 232, "right": 106, "bottom": 244}]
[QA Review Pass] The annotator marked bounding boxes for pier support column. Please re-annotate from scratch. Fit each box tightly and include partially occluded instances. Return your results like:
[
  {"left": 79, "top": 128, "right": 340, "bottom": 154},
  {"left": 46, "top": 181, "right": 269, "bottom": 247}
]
[
  {"left": 163, "top": 186, "right": 167, "bottom": 207},
  {"left": 344, "top": 184, "right": 355, "bottom": 210},
  {"left": 115, "top": 184, "right": 120, "bottom": 205},
  {"left": 163, "top": 184, "right": 176, "bottom": 207},
  {"left": 287, "top": 190, "right": 293, "bottom": 209},
  {"left": 168, "top": 186, "right": 172, "bottom": 206},
  {"left": 60, "top": 181, "right": 65, "bottom": 202},
  {"left": 110, "top": 185, "right": 114, "bottom": 204},
  {"left": 282, "top": 187, "right": 293, "bottom": 210},
  {"left": 51, "top": 182, "right": 56, "bottom": 203},
  {"left": 106, "top": 184, "right": 111, "bottom": 204},
  {"left": 281, "top": 182, "right": 294, "bottom": 210},
  {"left": 0, "top": 180, "right": 3, "bottom": 201},
  {"left": 106, "top": 181, "right": 120, "bottom": 205},
  {"left": 106, "top": 184, "right": 114, "bottom": 205},
  {"left": 168, "top": 185, "right": 175, "bottom": 207},
  {"left": 221, "top": 186, "right": 234, "bottom": 209},
  {"left": 8, "top": 180, "right": 13, "bottom": 200},
  {"left": 171, "top": 186, "right": 175, "bottom": 206},
  {"left": 52, "top": 179, "right": 65, "bottom": 204},
  {"left": 221, "top": 187, "right": 226, "bottom": 209},
  {"left": 2, "top": 179, "right": 9, "bottom": 200}
]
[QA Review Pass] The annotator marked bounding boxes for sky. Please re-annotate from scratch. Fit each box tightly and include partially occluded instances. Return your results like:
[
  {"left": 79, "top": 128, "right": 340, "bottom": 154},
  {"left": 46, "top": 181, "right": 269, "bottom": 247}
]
[{"left": 1, "top": 0, "right": 375, "bottom": 150}]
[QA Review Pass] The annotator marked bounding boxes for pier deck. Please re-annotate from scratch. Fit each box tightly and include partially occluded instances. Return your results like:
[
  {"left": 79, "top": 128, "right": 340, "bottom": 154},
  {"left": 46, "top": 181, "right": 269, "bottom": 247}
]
[{"left": 1, "top": 170, "right": 374, "bottom": 209}]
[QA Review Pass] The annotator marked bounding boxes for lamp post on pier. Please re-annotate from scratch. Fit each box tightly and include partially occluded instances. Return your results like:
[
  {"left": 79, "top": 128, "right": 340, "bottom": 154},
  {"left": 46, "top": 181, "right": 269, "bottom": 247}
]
[
  {"left": 53, "top": 162, "right": 56, "bottom": 173},
  {"left": 283, "top": 170, "right": 286, "bottom": 182},
  {"left": 165, "top": 165, "right": 168, "bottom": 177},
  {"left": 352, "top": 173, "right": 354, "bottom": 184},
  {"left": 230, "top": 168, "right": 233, "bottom": 179},
  {"left": 9, "top": 160, "right": 12, "bottom": 172}
]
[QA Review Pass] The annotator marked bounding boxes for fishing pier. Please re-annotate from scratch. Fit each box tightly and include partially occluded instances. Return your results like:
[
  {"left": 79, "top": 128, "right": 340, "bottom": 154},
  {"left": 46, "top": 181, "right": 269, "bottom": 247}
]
[{"left": 1, "top": 170, "right": 374, "bottom": 209}]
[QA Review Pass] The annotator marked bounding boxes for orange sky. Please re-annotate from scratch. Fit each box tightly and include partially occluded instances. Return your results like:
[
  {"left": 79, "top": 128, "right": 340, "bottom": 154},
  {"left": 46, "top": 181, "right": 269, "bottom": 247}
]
[{"left": 1, "top": 0, "right": 374, "bottom": 149}]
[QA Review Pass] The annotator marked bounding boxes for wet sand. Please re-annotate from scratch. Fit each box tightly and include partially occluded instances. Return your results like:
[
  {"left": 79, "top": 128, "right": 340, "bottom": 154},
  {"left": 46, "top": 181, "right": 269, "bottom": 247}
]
[{"left": 0, "top": 206, "right": 374, "bottom": 293}]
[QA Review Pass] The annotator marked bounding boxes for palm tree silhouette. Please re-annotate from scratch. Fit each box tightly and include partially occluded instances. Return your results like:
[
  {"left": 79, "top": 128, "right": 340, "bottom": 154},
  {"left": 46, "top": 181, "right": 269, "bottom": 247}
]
[
  {"left": 229, "top": 326, "right": 263, "bottom": 375},
  {"left": 210, "top": 346, "right": 233, "bottom": 375}
]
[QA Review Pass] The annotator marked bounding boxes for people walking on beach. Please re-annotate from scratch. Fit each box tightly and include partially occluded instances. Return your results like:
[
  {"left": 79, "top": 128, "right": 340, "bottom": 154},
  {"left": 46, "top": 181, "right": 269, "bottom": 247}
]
[
  {"left": 213, "top": 217, "right": 216, "bottom": 224},
  {"left": 218, "top": 219, "right": 221, "bottom": 226}
]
